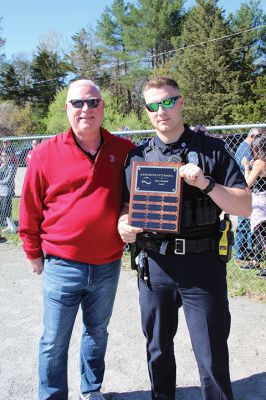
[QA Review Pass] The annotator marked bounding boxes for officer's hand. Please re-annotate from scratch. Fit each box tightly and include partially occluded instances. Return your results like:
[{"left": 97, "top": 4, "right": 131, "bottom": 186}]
[
  {"left": 27, "top": 257, "right": 44, "bottom": 275},
  {"left": 118, "top": 215, "right": 143, "bottom": 243},
  {"left": 179, "top": 163, "right": 209, "bottom": 190}
]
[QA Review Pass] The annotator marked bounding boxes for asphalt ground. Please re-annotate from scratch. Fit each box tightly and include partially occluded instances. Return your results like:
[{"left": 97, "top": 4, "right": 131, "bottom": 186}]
[{"left": 0, "top": 242, "right": 265, "bottom": 400}]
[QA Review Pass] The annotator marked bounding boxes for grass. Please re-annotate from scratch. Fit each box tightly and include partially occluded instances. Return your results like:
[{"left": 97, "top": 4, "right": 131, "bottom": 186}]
[
  {"left": 227, "top": 259, "right": 266, "bottom": 300},
  {"left": 122, "top": 251, "right": 266, "bottom": 301},
  {"left": 4, "top": 198, "right": 266, "bottom": 300}
]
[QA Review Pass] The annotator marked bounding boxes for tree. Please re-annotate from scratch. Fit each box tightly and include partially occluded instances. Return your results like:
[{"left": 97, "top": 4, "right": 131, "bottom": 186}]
[
  {"left": 10, "top": 54, "right": 33, "bottom": 105},
  {"left": 0, "top": 101, "right": 38, "bottom": 136},
  {"left": 96, "top": 0, "right": 133, "bottom": 110},
  {"left": 229, "top": 0, "right": 266, "bottom": 100},
  {"left": 30, "top": 48, "right": 68, "bottom": 113},
  {"left": 0, "top": 64, "right": 20, "bottom": 104},
  {"left": 125, "top": 0, "right": 184, "bottom": 69},
  {"left": 171, "top": 0, "right": 241, "bottom": 125},
  {"left": 102, "top": 89, "right": 147, "bottom": 131},
  {"left": 14, "top": 102, "right": 41, "bottom": 136},
  {"left": 231, "top": 74, "right": 266, "bottom": 123},
  {"left": 68, "top": 28, "right": 102, "bottom": 82},
  {"left": 46, "top": 88, "right": 69, "bottom": 134}
]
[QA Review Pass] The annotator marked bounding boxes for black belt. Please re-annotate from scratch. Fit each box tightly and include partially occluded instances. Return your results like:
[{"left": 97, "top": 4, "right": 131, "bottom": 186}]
[{"left": 137, "top": 236, "right": 217, "bottom": 255}]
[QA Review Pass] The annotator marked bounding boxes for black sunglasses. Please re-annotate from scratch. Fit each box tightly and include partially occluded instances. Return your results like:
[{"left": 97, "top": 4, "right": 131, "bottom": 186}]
[
  {"left": 69, "top": 99, "right": 102, "bottom": 109},
  {"left": 145, "top": 96, "right": 180, "bottom": 112}
]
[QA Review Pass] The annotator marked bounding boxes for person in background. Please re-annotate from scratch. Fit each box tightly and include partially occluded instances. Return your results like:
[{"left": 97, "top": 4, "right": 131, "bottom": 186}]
[
  {"left": 242, "top": 132, "right": 266, "bottom": 277},
  {"left": 0, "top": 139, "right": 18, "bottom": 166},
  {"left": 0, "top": 152, "right": 17, "bottom": 234},
  {"left": 234, "top": 127, "right": 263, "bottom": 265},
  {"left": 25, "top": 138, "right": 41, "bottom": 166},
  {"left": 19, "top": 79, "right": 135, "bottom": 400},
  {"left": 118, "top": 76, "right": 251, "bottom": 400},
  {"left": 117, "top": 125, "right": 133, "bottom": 142}
]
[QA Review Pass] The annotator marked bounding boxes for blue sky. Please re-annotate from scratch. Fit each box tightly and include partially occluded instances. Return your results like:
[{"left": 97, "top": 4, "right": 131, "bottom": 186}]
[{"left": 1, "top": 0, "right": 266, "bottom": 59}]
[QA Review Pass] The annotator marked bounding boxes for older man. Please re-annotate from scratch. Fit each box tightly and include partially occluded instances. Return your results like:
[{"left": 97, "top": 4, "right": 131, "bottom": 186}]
[
  {"left": 19, "top": 79, "right": 134, "bottom": 400},
  {"left": 118, "top": 76, "right": 251, "bottom": 400}
]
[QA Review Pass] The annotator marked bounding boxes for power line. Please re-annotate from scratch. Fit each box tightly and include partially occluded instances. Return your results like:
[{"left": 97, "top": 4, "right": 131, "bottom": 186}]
[
  {"left": 84, "top": 24, "right": 266, "bottom": 73},
  {"left": 1, "top": 24, "right": 265, "bottom": 88}
]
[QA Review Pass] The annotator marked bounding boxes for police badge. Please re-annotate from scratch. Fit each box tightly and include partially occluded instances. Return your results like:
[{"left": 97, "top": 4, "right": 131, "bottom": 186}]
[{"left": 187, "top": 151, "right": 199, "bottom": 165}]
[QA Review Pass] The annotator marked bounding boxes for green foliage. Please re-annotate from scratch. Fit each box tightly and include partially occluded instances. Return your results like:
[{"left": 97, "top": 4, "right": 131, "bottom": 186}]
[
  {"left": 230, "top": 75, "right": 266, "bottom": 123},
  {"left": 228, "top": 0, "right": 266, "bottom": 99},
  {"left": 13, "top": 103, "right": 41, "bottom": 136},
  {"left": 102, "top": 89, "right": 146, "bottom": 131},
  {"left": 29, "top": 106, "right": 48, "bottom": 134},
  {"left": 0, "top": 63, "right": 20, "bottom": 104},
  {"left": 0, "top": 1, "right": 265, "bottom": 132},
  {"left": 68, "top": 28, "right": 102, "bottom": 82},
  {"left": 125, "top": 0, "right": 183, "bottom": 68},
  {"left": 172, "top": 0, "right": 241, "bottom": 125},
  {"left": 31, "top": 48, "right": 68, "bottom": 112},
  {"left": 46, "top": 88, "right": 69, "bottom": 134}
]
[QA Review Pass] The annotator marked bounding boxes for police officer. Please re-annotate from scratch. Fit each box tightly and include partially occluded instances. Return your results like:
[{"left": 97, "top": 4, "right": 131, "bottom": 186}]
[{"left": 118, "top": 77, "right": 252, "bottom": 400}]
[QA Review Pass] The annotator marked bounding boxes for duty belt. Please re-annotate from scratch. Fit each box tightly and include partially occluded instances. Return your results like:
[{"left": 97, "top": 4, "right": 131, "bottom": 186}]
[{"left": 137, "top": 236, "right": 217, "bottom": 256}]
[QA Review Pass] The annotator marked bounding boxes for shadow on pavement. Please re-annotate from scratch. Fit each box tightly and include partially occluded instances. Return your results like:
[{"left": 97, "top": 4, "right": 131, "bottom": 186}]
[
  {"left": 105, "top": 372, "right": 266, "bottom": 400},
  {"left": 233, "top": 372, "right": 266, "bottom": 399}
]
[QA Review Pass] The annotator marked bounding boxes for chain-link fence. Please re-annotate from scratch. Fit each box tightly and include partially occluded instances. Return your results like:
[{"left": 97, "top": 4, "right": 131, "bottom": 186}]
[{"left": 0, "top": 126, "right": 265, "bottom": 295}]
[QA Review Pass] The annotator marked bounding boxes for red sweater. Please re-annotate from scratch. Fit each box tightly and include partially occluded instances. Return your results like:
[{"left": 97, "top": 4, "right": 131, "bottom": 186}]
[{"left": 19, "top": 128, "right": 135, "bottom": 264}]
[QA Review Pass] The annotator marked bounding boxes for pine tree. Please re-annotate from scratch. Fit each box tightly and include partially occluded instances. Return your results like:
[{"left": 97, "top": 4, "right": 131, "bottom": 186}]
[
  {"left": 172, "top": 0, "right": 241, "bottom": 125},
  {"left": 0, "top": 64, "right": 20, "bottom": 104},
  {"left": 96, "top": 0, "right": 133, "bottom": 112},
  {"left": 228, "top": 0, "right": 266, "bottom": 100},
  {"left": 30, "top": 48, "right": 67, "bottom": 113},
  {"left": 125, "top": 0, "right": 183, "bottom": 69},
  {"left": 68, "top": 28, "right": 102, "bottom": 82}
]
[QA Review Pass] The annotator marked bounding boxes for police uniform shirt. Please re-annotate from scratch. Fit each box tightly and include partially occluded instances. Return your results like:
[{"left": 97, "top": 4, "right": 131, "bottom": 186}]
[{"left": 123, "top": 126, "right": 248, "bottom": 286}]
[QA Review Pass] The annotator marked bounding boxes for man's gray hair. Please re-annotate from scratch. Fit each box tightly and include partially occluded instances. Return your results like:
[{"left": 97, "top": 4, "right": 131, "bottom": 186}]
[{"left": 67, "top": 79, "right": 102, "bottom": 101}]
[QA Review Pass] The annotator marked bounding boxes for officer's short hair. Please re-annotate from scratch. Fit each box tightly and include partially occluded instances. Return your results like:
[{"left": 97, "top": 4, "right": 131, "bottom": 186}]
[{"left": 142, "top": 76, "right": 180, "bottom": 94}]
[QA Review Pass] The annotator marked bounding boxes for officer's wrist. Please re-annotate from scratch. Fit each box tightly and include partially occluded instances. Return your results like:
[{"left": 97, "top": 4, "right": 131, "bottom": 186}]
[{"left": 201, "top": 176, "right": 216, "bottom": 195}]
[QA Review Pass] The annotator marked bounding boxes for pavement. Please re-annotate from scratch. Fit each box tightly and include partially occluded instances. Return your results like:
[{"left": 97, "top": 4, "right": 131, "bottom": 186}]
[{"left": 0, "top": 242, "right": 265, "bottom": 400}]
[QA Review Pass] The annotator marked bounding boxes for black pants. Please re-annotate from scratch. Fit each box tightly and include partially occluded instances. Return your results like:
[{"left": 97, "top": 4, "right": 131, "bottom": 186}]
[
  {"left": 138, "top": 253, "right": 233, "bottom": 400},
  {"left": 0, "top": 195, "right": 12, "bottom": 226}
]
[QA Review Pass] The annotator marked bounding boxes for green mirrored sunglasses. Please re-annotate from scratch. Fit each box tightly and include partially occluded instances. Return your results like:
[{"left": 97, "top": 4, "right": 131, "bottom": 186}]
[{"left": 145, "top": 96, "right": 180, "bottom": 112}]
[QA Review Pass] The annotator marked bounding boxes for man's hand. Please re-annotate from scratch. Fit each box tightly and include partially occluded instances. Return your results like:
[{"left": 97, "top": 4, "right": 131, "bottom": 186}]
[
  {"left": 28, "top": 257, "right": 44, "bottom": 275},
  {"left": 179, "top": 163, "right": 209, "bottom": 191},
  {"left": 118, "top": 214, "right": 143, "bottom": 243}
]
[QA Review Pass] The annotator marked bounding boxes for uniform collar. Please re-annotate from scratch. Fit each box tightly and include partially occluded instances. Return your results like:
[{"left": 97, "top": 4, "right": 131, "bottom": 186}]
[{"left": 153, "top": 125, "right": 192, "bottom": 153}]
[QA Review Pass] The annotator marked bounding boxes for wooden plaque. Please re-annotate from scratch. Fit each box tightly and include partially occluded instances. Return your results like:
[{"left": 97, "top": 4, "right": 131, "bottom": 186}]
[{"left": 129, "top": 161, "right": 183, "bottom": 233}]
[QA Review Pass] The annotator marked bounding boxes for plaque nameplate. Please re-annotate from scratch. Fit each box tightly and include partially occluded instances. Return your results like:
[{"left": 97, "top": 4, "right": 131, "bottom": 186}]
[{"left": 129, "top": 161, "right": 183, "bottom": 233}]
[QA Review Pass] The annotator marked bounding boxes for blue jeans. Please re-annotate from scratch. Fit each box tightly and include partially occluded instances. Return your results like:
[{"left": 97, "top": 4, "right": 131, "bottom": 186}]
[
  {"left": 39, "top": 256, "right": 121, "bottom": 400},
  {"left": 234, "top": 217, "right": 253, "bottom": 260}
]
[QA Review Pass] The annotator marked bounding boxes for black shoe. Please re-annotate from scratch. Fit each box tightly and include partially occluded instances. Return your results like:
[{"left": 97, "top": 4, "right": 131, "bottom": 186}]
[
  {"left": 240, "top": 264, "right": 257, "bottom": 270},
  {"left": 0, "top": 236, "right": 7, "bottom": 243},
  {"left": 256, "top": 269, "right": 266, "bottom": 277}
]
